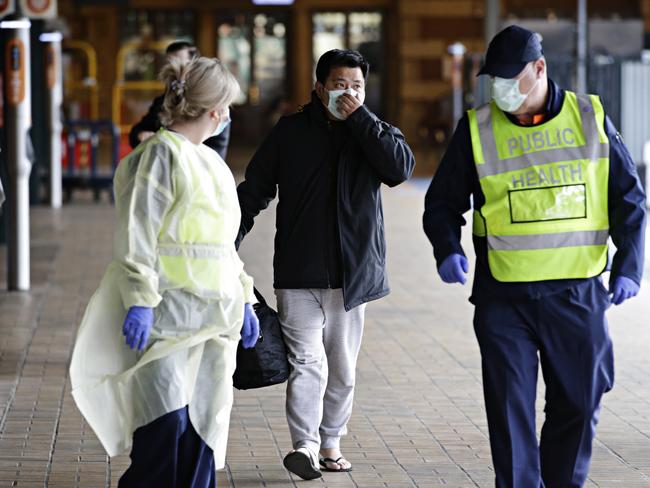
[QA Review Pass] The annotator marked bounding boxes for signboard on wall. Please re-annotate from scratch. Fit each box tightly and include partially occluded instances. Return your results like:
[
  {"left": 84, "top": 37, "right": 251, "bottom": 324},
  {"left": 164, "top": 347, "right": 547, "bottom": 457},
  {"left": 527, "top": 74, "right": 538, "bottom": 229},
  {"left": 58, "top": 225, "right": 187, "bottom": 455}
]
[
  {"left": 0, "top": 0, "right": 57, "bottom": 18},
  {"left": 252, "top": 0, "right": 294, "bottom": 4},
  {"left": 0, "top": 0, "right": 16, "bottom": 17},
  {"left": 21, "top": 0, "right": 57, "bottom": 18}
]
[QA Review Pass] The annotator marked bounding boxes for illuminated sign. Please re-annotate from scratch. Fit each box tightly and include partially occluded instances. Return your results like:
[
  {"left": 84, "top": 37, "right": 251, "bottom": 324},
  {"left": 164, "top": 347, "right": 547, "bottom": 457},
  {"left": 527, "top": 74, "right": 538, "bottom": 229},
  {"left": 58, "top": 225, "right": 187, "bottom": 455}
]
[{"left": 252, "top": 0, "right": 294, "bottom": 4}]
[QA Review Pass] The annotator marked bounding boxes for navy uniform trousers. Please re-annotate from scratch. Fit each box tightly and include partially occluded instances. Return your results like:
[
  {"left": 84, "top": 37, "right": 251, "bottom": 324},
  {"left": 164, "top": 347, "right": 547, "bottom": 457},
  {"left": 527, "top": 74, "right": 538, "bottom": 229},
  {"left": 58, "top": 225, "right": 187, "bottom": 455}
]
[
  {"left": 473, "top": 278, "right": 614, "bottom": 488},
  {"left": 118, "top": 406, "right": 216, "bottom": 488}
]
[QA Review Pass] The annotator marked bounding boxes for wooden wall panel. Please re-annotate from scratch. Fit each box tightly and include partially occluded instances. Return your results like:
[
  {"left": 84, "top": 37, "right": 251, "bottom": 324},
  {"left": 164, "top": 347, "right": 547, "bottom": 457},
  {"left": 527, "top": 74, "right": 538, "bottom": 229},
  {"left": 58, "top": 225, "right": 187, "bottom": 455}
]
[
  {"left": 397, "top": 0, "right": 484, "bottom": 174},
  {"left": 398, "top": 0, "right": 481, "bottom": 17},
  {"left": 420, "top": 17, "right": 483, "bottom": 38},
  {"left": 80, "top": 6, "right": 119, "bottom": 120},
  {"left": 292, "top": 6, "right": 313, "bottom": 107},
  {"left": 642, "top": 0, "right": 650, "bottom": 31},
  {"left": 197, "top": 11, "right": 216, "bottom": 59}
]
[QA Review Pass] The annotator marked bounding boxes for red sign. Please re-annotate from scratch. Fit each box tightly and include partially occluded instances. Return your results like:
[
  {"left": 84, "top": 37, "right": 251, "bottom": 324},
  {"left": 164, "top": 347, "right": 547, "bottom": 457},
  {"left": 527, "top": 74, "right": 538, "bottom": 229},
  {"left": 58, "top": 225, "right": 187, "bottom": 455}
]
[
  {"left": 19, "top": 0, "right": 56, "bottom": 18},
  {"left": 0, "top": 0, "right": 14, "bottom": 16},
  {"left": 26, "top": 0, "right": 49, "bottom": 12}
]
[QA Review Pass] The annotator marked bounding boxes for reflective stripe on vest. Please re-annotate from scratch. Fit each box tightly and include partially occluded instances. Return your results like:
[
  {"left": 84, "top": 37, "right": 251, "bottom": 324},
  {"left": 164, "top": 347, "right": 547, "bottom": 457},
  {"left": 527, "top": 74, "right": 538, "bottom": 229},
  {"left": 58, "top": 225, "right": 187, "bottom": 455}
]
[{"left": 468, "top": 91, "right": 610, "bottom": 282}]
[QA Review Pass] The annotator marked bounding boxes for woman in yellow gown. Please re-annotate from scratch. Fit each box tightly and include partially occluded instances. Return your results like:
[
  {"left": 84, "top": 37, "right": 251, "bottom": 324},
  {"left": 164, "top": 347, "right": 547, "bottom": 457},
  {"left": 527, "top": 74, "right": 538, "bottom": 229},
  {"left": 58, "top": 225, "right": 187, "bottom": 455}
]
[{"left": 70, "top": 56, "right": 259, "bottom": 487}]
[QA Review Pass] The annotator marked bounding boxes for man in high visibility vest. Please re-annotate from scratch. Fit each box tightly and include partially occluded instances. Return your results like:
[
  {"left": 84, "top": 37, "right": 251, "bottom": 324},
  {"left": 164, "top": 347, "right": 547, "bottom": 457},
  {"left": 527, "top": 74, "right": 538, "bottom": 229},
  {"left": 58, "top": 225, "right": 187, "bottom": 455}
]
[{"left": 423, "top": 25, "right": 646, "bottom": 487}]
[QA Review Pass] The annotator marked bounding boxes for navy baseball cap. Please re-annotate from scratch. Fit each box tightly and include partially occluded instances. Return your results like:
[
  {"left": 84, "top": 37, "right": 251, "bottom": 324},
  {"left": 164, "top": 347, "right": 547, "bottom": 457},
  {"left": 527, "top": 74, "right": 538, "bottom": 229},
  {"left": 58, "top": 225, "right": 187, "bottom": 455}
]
[{"left": 477, "top": 25, "right": 543, "bottom": 78}]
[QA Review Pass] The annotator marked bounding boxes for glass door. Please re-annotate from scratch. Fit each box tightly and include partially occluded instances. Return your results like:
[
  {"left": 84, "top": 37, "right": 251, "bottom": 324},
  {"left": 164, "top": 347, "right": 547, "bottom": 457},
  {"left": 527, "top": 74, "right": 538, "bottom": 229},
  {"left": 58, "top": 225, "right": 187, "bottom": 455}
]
[{"left": 217, "top": 11, "right": 289, "bottom": 144}]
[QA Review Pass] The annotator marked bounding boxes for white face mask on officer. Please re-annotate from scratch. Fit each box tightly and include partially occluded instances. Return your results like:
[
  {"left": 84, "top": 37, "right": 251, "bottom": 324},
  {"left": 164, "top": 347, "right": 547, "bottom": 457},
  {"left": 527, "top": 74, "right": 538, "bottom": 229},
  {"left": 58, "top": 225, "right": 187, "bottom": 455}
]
[
  {"left": 491, "top": 64, "right": 540, "bottom": 113},
  {"left": 327, "top": 88, "right": 364, "bottom": 120}
]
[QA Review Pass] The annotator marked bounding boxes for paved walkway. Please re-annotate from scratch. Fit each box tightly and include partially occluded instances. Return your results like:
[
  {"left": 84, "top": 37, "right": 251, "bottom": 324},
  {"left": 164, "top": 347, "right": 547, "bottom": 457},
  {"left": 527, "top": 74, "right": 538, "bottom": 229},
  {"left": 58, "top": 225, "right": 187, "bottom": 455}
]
[{"left": 0, "top": 177, "right": 648, "bottom": 487}]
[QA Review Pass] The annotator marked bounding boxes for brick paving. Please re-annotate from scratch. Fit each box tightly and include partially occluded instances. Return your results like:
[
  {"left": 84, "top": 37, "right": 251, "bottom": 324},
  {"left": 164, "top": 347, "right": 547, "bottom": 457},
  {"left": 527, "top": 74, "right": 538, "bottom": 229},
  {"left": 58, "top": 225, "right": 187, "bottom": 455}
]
[{"left": 0, "top": 177, "right": 648, "bottom": 487}]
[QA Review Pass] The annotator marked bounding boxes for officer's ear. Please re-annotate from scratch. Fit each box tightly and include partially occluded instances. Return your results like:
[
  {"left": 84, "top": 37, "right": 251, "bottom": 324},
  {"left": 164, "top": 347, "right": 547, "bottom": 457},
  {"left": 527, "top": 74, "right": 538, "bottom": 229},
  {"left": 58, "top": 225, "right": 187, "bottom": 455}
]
[{"left": 534, "top": 58, "right": 546, "bottom": 79}]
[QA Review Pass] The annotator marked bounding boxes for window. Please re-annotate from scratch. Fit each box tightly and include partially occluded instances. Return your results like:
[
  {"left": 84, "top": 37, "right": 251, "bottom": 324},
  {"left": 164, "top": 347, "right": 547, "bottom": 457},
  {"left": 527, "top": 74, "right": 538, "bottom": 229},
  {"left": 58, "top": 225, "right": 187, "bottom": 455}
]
[{"left": 218, "top": 13, "right": 287, "bottom": 106}]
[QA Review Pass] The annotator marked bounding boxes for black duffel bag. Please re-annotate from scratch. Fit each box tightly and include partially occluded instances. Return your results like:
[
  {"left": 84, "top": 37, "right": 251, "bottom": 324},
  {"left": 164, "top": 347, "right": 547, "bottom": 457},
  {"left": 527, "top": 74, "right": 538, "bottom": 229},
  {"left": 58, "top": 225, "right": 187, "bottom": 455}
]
[{"left": 233, "top": 288, "right": 290, "bottom": 390}]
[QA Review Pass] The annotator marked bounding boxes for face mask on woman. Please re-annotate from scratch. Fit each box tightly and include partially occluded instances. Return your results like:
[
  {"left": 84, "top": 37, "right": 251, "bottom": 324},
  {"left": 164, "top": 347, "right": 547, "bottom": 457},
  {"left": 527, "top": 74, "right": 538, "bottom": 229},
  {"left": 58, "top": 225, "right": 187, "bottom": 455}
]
[
  {"left": 208, "top": 109, "right": 231, "bottom": 139},
  {"left": 491, "top": 65, "right": 540, "bottom": 113}
]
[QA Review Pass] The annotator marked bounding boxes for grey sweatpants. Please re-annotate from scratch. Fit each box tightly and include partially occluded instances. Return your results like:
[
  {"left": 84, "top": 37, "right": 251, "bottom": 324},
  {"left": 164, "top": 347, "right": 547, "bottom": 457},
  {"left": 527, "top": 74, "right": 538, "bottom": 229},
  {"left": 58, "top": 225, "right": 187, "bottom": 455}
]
[{"left": 275, "top": 289, "right": 365, "bottom": 456}]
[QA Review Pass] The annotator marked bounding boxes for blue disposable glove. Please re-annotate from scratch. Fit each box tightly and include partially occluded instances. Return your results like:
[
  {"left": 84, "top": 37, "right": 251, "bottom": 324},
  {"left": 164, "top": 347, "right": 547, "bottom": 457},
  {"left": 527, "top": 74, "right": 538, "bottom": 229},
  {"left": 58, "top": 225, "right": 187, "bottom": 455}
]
[
  {"left": 122, "top": 306, "right": 154, "bottom": 351},
  {"left": 609, "top": 276, "right": 640, "bottom": 305},
  {"left": 439, "top": 253, "right": 469, "bottom": 285},
  {"left": 241, "top": 303, "right": 260, "bottom": 349}
]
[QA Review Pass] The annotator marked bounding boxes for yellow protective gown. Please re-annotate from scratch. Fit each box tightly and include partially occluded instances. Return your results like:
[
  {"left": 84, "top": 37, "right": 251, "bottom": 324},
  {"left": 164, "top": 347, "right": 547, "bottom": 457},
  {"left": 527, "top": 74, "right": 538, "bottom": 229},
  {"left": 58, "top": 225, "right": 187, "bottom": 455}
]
[{"left": 70, "top": 128, "right": 255, "bottom": 469}]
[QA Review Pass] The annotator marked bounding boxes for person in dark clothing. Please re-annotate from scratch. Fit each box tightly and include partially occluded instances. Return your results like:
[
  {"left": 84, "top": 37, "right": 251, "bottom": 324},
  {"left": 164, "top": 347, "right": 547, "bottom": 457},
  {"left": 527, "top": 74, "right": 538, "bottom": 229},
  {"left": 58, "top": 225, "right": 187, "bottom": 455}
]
[
  {"left": 423, "top": 26, "right": 646, "bottom": 488},
  {"left": 237, "top": 49, "right": 415, "bottom": 480},
  {"left": 128, "top": 41, "right": 231, "bottom": 160}
]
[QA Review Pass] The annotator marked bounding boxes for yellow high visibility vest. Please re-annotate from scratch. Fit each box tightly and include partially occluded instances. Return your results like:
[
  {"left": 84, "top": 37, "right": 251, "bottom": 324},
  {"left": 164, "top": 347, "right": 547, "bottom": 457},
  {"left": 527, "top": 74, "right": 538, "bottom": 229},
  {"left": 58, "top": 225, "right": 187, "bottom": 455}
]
[{"left": 468, "top": 90, "right": 610, "bottom": 282}]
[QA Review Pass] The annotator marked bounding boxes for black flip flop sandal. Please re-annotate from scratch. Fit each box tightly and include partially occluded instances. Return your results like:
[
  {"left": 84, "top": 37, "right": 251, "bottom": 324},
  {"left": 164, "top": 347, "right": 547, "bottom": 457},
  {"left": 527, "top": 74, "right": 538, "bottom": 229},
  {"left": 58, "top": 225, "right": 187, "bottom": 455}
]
[
  {"left": 319, "top": 456, "right": 353, "bottom": 472},
  {"left": 283, "top": 450, "right": 323, "bottom": 480}
]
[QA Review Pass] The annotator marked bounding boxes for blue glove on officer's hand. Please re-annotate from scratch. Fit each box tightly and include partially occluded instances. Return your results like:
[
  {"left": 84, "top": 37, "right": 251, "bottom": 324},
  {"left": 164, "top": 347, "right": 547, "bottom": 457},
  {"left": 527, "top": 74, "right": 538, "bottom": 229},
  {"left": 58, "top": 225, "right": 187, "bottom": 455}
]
[
  {"left": 122, "top": 306, "right": 154, "bottom": 351},
  {"left": 439, "top": 253, "right": 469, "bottom": 285},
  {"left": 241, "top": 303, "right": 260, "bottom": 349},
  {"left": 610, "top": 276, "right": 640, "bottom": 305}
]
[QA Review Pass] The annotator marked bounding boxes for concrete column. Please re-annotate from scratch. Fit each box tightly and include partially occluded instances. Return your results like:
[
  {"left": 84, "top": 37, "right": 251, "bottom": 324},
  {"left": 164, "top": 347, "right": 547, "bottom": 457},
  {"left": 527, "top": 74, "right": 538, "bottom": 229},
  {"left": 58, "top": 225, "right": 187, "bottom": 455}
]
[
  {"left": 484, "top": 0, "right": 500, "bottom": 46},
  {"left": 1, "top": 16, "right": 33, "bottom": 291},
  {"left": 576, "top": 0, "right": 588, "bottom": 93},
  {"left": 448, "top": 42, "right": 467, "bottom": 129},
  {"left": 40, "top": 31, "right": 63, "bottom": 209}
]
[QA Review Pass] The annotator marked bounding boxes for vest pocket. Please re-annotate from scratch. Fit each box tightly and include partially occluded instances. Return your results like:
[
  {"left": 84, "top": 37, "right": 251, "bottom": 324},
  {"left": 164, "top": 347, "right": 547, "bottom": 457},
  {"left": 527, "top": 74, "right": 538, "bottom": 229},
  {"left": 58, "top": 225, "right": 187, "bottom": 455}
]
[{"left": 508, "top": 183, "right": 587, "bottom": 223}]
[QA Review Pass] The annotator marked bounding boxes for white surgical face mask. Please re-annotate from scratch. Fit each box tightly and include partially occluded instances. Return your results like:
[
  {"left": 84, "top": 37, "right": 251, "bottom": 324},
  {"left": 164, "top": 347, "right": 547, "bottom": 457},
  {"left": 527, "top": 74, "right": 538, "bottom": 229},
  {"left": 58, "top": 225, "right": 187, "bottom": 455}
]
[
  {"left": 491, "top": 66, "right": 539, "bottom": 113},
  {"left": 208, "top": 109, "right": 231, "bottom": 140},
  {"left": 326, "top": 88, "right": 363, "bottom": 120}
]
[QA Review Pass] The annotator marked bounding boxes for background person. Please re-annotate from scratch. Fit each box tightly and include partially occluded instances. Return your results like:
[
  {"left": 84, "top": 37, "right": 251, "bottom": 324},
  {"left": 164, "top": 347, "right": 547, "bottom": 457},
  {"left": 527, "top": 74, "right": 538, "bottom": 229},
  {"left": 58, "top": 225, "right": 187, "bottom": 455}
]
[{"left": 128, "top": 41, "right": 231, "bottom": 160}]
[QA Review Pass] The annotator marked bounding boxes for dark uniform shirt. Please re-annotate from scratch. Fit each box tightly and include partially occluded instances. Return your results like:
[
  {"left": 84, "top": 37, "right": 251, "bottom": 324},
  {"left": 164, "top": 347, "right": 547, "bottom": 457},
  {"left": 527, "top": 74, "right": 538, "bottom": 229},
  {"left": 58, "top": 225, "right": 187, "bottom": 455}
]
[{"left": 423, "top": 79, "right": 647, "bottom": 302}]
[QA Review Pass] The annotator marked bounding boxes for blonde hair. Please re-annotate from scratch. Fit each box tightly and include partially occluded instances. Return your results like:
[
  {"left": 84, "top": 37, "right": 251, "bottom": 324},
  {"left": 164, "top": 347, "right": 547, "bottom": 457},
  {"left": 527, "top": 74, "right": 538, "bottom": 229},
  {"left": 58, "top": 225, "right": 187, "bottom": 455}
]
[{"left": 160, "top": 56, "right": 240, "bottom": 126}]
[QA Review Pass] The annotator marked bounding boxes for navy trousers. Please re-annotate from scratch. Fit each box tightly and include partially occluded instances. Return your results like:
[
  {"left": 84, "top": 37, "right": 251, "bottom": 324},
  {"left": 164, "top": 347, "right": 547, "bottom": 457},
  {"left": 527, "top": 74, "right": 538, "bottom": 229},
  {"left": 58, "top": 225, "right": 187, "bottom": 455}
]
[
  {"left": 118, "top": 406, "right": 216, "bottom": 488},
  {"left": 473, "top": 279, "right": 614, "bottom": 488}
]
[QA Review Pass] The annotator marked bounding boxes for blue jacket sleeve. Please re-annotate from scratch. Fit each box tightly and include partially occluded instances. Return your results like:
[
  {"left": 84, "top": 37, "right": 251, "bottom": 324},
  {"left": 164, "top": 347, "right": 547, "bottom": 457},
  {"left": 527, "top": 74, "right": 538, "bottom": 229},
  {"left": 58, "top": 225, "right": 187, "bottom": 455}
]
[
  {"left": 605, "top": 116, "right": 647, "bottom": 286},
  {"left": 422, "top": 115, "right": 476, "bottom": 267}
]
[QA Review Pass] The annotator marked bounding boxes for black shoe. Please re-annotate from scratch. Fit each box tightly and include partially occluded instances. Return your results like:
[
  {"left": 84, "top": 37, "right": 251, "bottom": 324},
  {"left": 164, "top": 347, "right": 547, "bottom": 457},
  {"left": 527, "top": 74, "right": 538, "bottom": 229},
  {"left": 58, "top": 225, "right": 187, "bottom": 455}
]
[{"left": 283, "top": 449, "right": 323, "bottom": 480}]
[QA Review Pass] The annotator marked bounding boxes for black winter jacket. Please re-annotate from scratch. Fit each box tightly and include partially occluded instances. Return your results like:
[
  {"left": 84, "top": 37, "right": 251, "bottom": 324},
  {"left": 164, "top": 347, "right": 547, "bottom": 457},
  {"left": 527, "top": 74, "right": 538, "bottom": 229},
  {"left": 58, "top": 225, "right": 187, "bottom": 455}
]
[
  {"left": 128, "top": 94, "right": 231, "bottom": 160},
  {"left": 237, "top": 92, "right": 416, "bottom": 310}
]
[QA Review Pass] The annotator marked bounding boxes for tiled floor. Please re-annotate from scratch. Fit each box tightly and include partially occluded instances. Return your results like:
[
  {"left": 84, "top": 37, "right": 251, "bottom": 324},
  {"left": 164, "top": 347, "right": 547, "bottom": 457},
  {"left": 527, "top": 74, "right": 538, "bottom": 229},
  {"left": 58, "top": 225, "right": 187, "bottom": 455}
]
[{"left": 0, "top": 180, "right": 648, "bottom": 487}]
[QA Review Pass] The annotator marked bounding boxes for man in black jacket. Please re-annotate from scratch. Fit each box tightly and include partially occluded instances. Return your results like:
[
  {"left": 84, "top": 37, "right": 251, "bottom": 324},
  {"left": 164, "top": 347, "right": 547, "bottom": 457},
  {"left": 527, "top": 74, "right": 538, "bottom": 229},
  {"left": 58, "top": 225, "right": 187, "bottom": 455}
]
[
  {"left": 128, "top": 41, "right": 231, "bottom": 159},
  {"left": 237, "top": 49, "right": 415, "bottom": 480}
]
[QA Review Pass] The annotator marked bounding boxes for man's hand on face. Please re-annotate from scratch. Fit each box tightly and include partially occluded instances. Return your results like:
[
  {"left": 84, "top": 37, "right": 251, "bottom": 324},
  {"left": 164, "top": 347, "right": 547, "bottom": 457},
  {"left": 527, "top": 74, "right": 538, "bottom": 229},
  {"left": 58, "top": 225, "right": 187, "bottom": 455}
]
[
  {"left": 316, "top": 65, "right": 366, "bottom": 120},
  {"left": 336, "top": 93, "right": 362, "bottom": 120}
]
